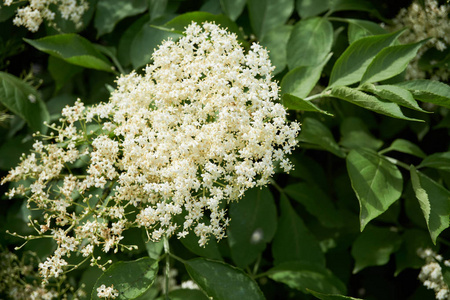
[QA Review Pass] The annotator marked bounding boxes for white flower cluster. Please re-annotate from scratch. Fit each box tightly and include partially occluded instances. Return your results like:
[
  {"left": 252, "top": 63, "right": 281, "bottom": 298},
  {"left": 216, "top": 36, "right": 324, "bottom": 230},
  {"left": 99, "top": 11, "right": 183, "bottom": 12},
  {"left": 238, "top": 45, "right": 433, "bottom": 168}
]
[
  {"left": 1, "top": 22, "right": 299, "bottom": 282},
  {"left": 384, "top": 0, "right": 450, "bottom": 80},
  {"left": 0, "top": 248, "right": 85, "bottom": 299},
  {"left": 2, "top": 0, "right": 88, "bottom": 32},
  {"left": 97, "top": 284, "right": 119, "bottom": 299},
  {"left": 418, "top": 248, "right": 450, "bottom": 300}
]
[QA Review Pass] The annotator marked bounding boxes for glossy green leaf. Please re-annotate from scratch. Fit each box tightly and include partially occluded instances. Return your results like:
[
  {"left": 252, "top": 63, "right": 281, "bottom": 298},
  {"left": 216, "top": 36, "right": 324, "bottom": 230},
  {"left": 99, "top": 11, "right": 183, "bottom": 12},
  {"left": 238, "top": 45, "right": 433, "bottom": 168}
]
[
  {"left": 410, "top": 166, "right": 450, "bottom": 244},
  {"left": 295, "top": 0, "right": 330, "bottom": 18},
  {"left": 92, "top": 257, "right": 159, "bottom": 300},
  {"left": 282, "top": 94, "right": 332, "bottom": 115},
  {"left": 247, "top": 0, "right": 294, "bottom": 39},
  {"left": 117, "top": 14, "right": 150, "bottom": 67},
  {"left": 0, "top": 72, "right": 49, "bottom": 133},
  {"left": 281, "top": 53, "right": 331, "bottom": 98},
  {"left": 272, "top": 195, "right": 326, "bottom": 267},
  {"left": 260, "top": 25, "right": 292, "bottom": 75},
  {"left": 164, "top": 289, "right": 209, "bottom": 300},
  {"left": 395, "top": 80, "right": 450, "bottom": 109},
  {"left": 361, "top": 84, "right": 428, "bottom": 113},
  {"left": 346, "top": 19, "right": 387, "bottom": 44},
  {"left": 228, "top": 187, "right": 277, "bottom": 268},
  {"left": 94, "top": 0, "right": 148, "bottom": 37},
  {"left": 339, "top": 117, "right": 383, "bottom": 150},
  {"left": 220, "top": 0, "right": 246, "bottom": 20},
  {"left": 361, "top": 40, "right": 427, "bottom": 84},
  {"left": 329, "top": 0, "right": 380, "bottom": 15},
  {"left": 149, "top": 0, "right": 168, "bottom": 21},
  {"left": 329, "top": 30, "right": 404, "bottom": 87},
  {"left": 287, "top": 17, "right": 333, "bottom": 69},
  {"left": 418, "top": 152, "right": 450, "bottom": 171},
  {"left": 329, "top": 86, "right": 423, "bottom": 121},
  {"left": 24, "top": 34, "right": 114, "bottom": 72},
  {"left": 180, "top": 231, "right": 222, "bottom": 261},
  {"left": 284, "top": 183, "right": 343, "bottom": 228},
  {"left": 267, "top": 261, "right": 346, "bottom": 295},
  {"left": 381, "top": 139, "right": 426, "bottom": 158},
  {"left": 307, "top": 289, "right": 363, "bottom": 300},
  {"left": 48, "top": 56, "right": 83, "bottom": 92},
  {"left": 351, "top": 226, "right": 401, "bottom": 273},
  {"left": 299, "top": 117, "right": 345, "bottom": 157},
  {"left": 144, "top": 239, "right": 164, "bottom": 260},
  {"left": 346, "top": 148, "right": 403, "bottom": 230},
  {"left": 395, "top": 229, "right": 433, "bottom": 276},
  {"left": 185, "top": 258, "right": 265, "bottom": 300},
  {"left": 130, "top": 20, "right": 182, "bottom": 69},
  {"left": 164, "top": 12, "right": 244, "bottom": 40}
]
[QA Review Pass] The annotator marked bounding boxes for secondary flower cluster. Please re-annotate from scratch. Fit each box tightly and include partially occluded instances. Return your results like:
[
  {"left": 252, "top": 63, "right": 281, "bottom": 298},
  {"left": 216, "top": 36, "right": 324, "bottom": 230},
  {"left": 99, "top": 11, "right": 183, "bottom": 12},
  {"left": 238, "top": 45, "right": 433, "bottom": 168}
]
[
  {"left": 418, "top": 249, "right": 450, "bottom": 300},
  {"left": 2, "top": 0, "right": 88, "bottom": 32},
  {"left": 2, "top": 22, "right": 299, "bottom": 283},
  {"left": 385, "top": 0, "right": 450, "bottom": 80}
]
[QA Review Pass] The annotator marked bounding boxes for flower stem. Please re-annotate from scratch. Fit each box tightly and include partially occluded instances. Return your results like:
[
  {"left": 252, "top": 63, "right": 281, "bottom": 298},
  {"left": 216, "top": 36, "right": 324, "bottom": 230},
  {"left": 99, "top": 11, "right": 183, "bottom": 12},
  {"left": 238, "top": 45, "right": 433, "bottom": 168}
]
[{"left": 163, "top": 236, "right": 170, "bottom": 300}]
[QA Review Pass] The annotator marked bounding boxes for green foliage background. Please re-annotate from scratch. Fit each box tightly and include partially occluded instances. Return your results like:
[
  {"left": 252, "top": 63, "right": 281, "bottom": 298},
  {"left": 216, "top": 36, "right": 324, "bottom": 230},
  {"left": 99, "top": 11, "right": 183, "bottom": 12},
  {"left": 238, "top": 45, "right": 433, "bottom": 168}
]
[{"left": 0, "top": 0, "right": 449, "bottom": 299}]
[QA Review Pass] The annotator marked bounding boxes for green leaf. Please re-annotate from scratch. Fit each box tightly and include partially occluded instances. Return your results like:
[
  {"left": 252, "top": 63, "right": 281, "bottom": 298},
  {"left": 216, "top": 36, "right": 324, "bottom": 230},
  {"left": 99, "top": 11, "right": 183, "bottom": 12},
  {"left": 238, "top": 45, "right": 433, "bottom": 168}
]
[
  {"left": 0, "top": 136, "right": 32, "bottom": 170},
  {"left": 329, "top": 30, "right": 404, "bottom": 87},
  {"left": 48, "top": 56, "right": 83, "bottom": 92},
  {"left": 299, "top": 117, "right": 345, "bottom": 158},
  {"left": 351, "top": 226, "right": 401, "bottom": 273},
  {"left": 295, "top": 0, "right": 331, "bottom": 18},
  {"left": 346, "top": 19, "right": 387, "bottom": 44},
  {"left": 247, "top": 0, "right": 294, "bottom": 39},
  {"left": 339, "top": 117, "right": 383, "bottom": 150},
  {"left": 117, "top": 14, "right": 150, "bottom": 67},
  {"left": 228, "top": 187, "right": 277, "bottom": 268},
  {"left": 94, "top": 0, "right": 148, "bottom": 37},
  {"left": 346, "top": 148, "right": 403, "bottom": 230},
  {"left": 165, "top": 289, "right": 209, "bottom": 300},
  {"left": 394, "top": 80, "right": 450, "bottom": 109},
  {"left": 144, "top": 239, "right": 164, "bottom": 260},
  {"left": 287, "top": 17, "right": 333, "bottom": 69},
  {"left": 272, "top": 195, "right": 326, "bottom": 267},
  {"left": 307, "top": 289, "right": 363, "bottom": 300},
  {"left": 180, "top": 231, "right": 223, "bottom": 261},
  {"left": 282, "top": 94, "right": 332, "bottom": 115},
  {"left": 220, "top": 0, "right": 246, "bottom": 20},
  {"left": 149, "top": 0, "right": 168, "bottom": 21},
  {"left": 267, "top": 261, "right": 346, "bottom": 295},
  {"left": 410, "top": 166, "right": 450, "bottom": 244},
  {"left": 130, "top": 20, "right": 182, "bottom": 69},
  {"left": 361, "top": 84, "right": 428, "bottom": 113},
  {"left": 418, "top": 152, "right": 450, "bottom": 171},
  {"left": 185, "top": 258, "right": 265, "bottom": 300},
  {"left": 361, "top": 40, "right": 427, "bottom": 84},
  {"left": 260, "top": 25, "right": 292, "bottom": 75},
  {"left": 0, "top": 72, "right": 49, "bottom": 133},
  {"left": 329, "top": 86, "right": 423, "bottom": 121},
  {"left": 281, "top": 53, "right": 331, "bottom": 98},
  {"left": 395, "top": 229, "right": 433, "bottom": 276},
  {"left": 163, "top": 12, "right": 244, "bottom": 40},
  {"left": 284, "top": 183, "right": 343, "bottom": 228},
  {"left": 329, "top": 0, "right": 380, "bottom": 15},
  {"left": 381, "top": 139, "right": 426, "bottom": 158},
  {"left": 92, "top": 257, "right": 159, "bottom": 300},
  {"left": 24, "top": 34, "right": 114, "bottom": 73}
]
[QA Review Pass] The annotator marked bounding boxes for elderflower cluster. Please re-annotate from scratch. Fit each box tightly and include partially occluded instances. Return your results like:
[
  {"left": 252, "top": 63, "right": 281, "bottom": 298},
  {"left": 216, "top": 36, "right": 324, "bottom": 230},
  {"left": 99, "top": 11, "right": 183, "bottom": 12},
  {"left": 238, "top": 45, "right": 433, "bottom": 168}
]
[
  {"left": 97, "top": 284, "right": 119, "bottom": 299},
  {"left": 1, "top": 22, "right": 299, "bottom": 283},
  {"left": 2, "top": 0, "right": 88, "bottom": 32},
  {"left": 384, "top": 0, "right": 450, "bottom": 80},
  {"left": 0, "top": 248, "right": 85, "bottom": 299},
  {"left": 418, "top": 248, "right": 450, "bottom": 300}
]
